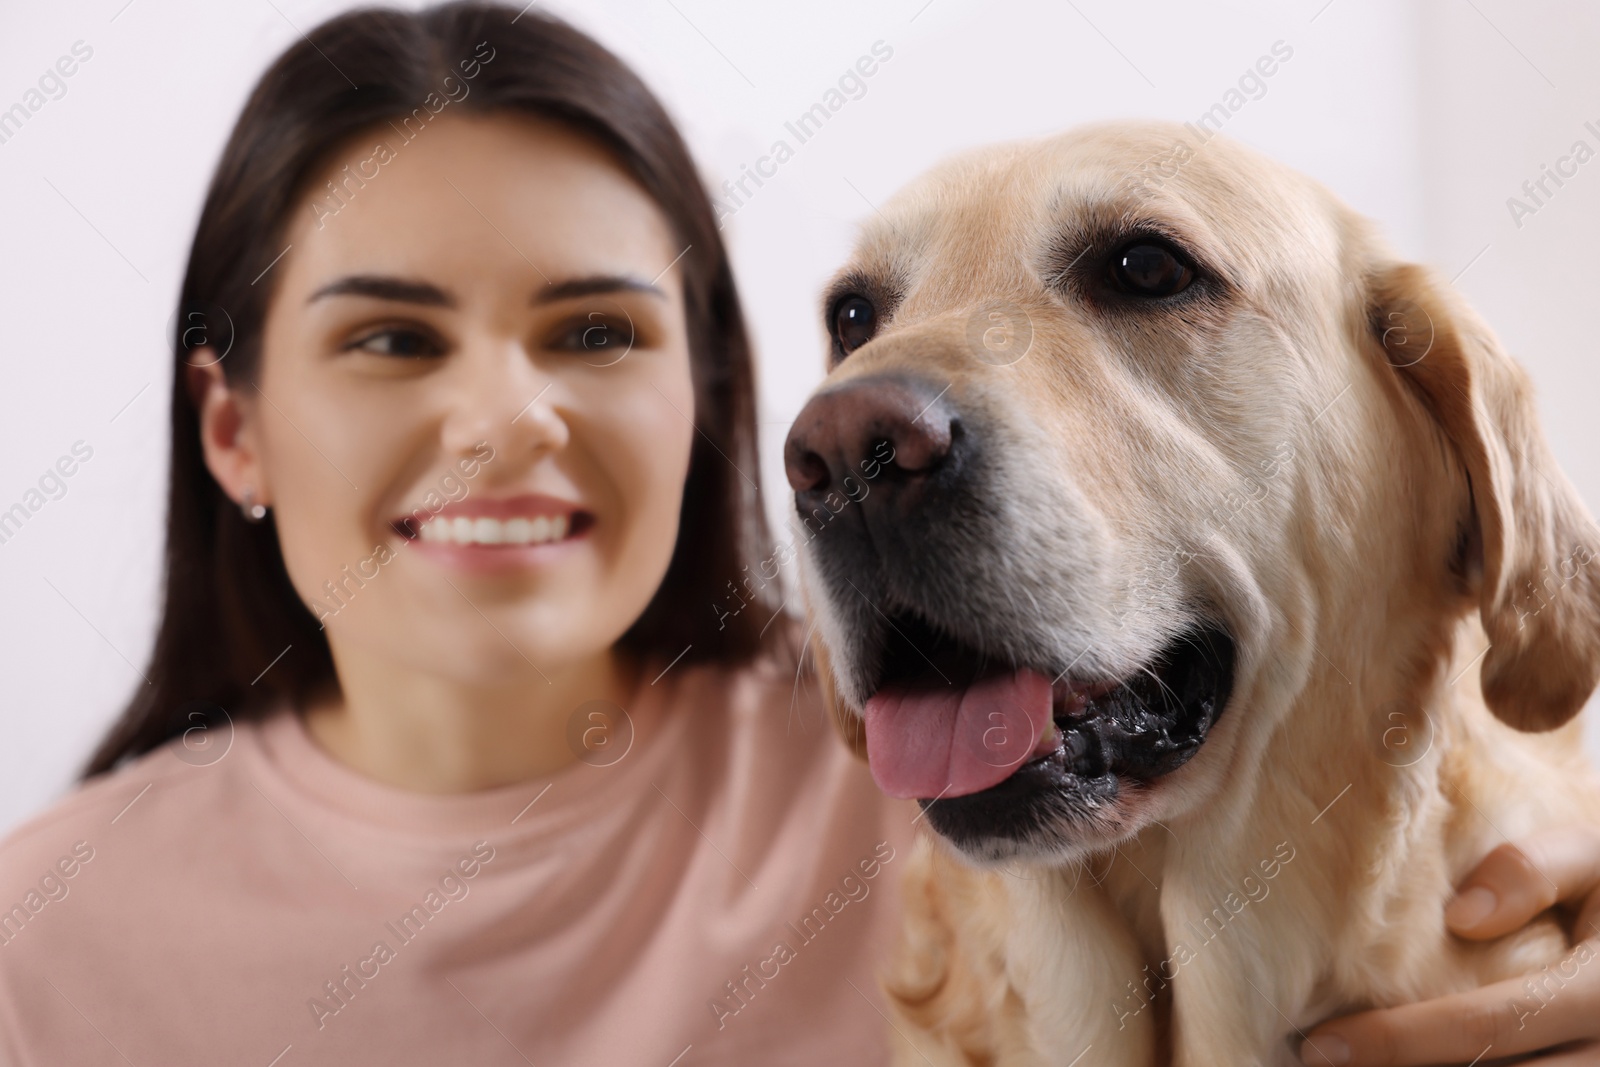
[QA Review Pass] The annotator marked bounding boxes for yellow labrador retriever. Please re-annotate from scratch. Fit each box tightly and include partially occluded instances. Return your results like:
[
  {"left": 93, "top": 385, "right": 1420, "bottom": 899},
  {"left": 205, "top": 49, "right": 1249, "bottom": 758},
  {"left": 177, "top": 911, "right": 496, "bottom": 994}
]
[{"left": 782, "top": 121, "right": 1600, "bottom": 1065}]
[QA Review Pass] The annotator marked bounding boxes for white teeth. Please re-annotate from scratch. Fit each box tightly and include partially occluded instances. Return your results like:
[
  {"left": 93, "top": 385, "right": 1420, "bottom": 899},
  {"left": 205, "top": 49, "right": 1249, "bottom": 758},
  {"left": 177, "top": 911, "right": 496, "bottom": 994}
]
[
  {"left": 473, "top": 517, "right": 502, "bottom": 544},
  {"left": 415, "top": 514, "right": 571, "bottom": 546}
]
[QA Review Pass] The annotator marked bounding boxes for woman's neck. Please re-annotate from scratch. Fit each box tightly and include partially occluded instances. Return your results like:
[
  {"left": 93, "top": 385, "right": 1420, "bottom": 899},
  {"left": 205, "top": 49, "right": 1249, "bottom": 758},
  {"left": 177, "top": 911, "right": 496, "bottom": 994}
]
[{"left": 300, "top": 645, "right": 641, "bottom": 793}]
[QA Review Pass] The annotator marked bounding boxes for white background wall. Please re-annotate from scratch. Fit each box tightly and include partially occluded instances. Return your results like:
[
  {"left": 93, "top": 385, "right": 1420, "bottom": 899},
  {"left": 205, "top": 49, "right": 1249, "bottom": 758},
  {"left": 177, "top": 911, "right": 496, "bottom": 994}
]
[{"left": 1, "top": 0, "right": 1594, "bottom": 833}]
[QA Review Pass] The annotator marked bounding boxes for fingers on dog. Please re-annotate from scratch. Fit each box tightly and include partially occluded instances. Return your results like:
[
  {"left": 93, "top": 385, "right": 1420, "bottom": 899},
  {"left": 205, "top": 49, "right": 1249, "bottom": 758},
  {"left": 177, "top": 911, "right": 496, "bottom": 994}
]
[{"left": 1448, "top": 829, "right": 1600, "bottom": 941}]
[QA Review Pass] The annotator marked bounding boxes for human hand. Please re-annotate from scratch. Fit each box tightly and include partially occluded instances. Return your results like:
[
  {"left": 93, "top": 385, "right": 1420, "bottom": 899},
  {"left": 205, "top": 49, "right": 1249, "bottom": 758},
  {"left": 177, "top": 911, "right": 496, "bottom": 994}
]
[{"left": 1299, "top": 828, "right": 1600, "bottom": 1065}]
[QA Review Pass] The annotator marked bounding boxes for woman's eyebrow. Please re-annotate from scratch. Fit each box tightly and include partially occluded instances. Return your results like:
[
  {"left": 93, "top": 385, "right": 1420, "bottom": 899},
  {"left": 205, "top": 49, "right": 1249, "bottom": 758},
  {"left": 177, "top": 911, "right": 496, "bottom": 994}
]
[
  {"left": 305, "top": 273, "right": 665, "bottom": 307},
  {"left": 536, "top": 274, "right": 666, "bottom": 303},
  {"left": 307, "top": 275, "right": 454, "bottom": 307}
]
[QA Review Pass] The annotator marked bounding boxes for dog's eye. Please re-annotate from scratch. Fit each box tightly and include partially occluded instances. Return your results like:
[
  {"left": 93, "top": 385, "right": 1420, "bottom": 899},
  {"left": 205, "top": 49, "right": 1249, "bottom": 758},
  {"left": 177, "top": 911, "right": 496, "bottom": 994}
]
[
  {"left": 833, "top": 295, "right": 878, "bottom": 354},
  {"left": 1110, "top": 243, "right": 1195, "bottom": 297}
]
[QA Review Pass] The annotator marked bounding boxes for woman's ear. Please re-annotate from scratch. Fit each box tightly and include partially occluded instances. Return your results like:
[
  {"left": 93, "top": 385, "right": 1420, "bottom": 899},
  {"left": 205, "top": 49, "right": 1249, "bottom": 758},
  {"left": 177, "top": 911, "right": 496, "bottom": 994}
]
[
  {"left": 809, "top": 622, "right": 869, "bottom": 761},
  {"left": 1368, "top": 262, "right": 1600, "bottom": 731},
  {"left": 186, "top": 352, "right": 267, "bottom": 509}
]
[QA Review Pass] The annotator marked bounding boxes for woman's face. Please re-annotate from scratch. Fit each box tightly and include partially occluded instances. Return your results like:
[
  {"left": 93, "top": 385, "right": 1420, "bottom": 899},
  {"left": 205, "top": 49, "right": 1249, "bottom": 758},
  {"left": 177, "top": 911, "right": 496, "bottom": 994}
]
[{"left": 207, "top": 113, "right": 696, "bottom": 682}]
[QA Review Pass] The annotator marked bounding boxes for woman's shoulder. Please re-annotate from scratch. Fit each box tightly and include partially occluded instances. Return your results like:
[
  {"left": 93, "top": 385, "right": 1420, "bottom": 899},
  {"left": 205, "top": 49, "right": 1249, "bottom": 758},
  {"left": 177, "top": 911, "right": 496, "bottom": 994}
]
[
  {"left": 1, "top": 743, "right": 172, "bottom": 863},
  {"left": 0, "top": 714, "right": 261, "bottom": 888},
  {"left": 667, "top": 617, "right": 839, "bottom": 741},
  {"left": 660, "top": 618, "right": 905, "bottom": 815},
  {"left": 658, "top": 617, "right": 922, "bottom": 880}
]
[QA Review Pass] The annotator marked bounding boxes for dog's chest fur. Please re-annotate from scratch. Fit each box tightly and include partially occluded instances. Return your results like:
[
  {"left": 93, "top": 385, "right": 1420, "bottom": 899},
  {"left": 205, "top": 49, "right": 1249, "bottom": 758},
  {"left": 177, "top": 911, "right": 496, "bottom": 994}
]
[{"left": 883, "top": 655, "right": 1598, "bottom": 1066}]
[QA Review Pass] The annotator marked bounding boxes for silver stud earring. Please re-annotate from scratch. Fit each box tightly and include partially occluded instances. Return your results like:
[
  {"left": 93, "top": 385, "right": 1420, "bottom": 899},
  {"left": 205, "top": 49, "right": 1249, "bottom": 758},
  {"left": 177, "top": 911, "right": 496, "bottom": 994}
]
[{"left": 240, "top": 488, "right": 268, "bottom": 523}]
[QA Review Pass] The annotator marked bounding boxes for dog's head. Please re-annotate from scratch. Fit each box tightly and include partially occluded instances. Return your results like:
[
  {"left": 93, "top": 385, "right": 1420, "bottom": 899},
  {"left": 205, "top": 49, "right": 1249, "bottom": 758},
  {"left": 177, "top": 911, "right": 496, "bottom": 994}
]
[{"left": 786, "top": 121, "right": 1600, "bottom": 865}]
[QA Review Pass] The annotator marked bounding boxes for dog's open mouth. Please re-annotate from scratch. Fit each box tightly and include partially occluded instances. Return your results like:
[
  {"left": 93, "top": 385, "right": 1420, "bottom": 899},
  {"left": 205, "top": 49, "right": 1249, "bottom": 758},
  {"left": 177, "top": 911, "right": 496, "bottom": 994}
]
[{"left": 862, "top": 615, "right": 1236, "bottom": 805}]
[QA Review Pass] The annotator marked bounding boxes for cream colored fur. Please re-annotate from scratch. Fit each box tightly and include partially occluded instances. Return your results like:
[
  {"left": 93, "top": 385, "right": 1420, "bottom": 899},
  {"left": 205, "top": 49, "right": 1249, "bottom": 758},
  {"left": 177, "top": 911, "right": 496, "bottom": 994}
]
[{"left": 799, "top": 121, "right": 1600, "bottom": 1065}]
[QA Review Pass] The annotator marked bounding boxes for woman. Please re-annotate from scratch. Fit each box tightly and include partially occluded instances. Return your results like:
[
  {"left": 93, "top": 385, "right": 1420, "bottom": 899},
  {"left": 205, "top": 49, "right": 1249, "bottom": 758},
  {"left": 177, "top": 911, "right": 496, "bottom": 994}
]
[
  {"left": 0, "top": 5, "right": 1593, "bottom": 1065},
  {"left": 0, "top": 6, "right": 913, "bottom": 1063}
]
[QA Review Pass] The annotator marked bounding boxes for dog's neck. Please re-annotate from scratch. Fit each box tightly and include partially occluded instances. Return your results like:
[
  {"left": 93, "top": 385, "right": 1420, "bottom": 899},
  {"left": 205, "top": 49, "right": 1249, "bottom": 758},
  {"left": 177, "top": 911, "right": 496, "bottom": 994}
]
[{"left": 1088, "top": 575, "right": 1485, "bottom": 1046}]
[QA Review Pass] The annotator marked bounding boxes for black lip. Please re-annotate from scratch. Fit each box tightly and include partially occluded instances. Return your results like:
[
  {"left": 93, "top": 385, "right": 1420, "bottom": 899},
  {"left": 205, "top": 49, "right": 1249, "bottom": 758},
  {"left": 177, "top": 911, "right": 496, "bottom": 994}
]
[{"left": 916, "top": 623, "right": 1236, "bottom": 850}]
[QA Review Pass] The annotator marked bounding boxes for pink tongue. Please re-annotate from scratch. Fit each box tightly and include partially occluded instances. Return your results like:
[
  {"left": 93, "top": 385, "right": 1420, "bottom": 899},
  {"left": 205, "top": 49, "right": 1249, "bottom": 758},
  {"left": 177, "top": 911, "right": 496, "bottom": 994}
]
[{"left": 863, "top": 668, "right": 1055, "bottom": 800}]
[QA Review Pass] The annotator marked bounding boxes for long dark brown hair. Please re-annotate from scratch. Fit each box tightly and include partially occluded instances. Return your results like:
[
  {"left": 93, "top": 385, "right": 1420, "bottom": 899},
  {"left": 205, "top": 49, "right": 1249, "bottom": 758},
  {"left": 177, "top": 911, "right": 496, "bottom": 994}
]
[{"left": 82, "top": 1, "right": 781, "bottom": 779}]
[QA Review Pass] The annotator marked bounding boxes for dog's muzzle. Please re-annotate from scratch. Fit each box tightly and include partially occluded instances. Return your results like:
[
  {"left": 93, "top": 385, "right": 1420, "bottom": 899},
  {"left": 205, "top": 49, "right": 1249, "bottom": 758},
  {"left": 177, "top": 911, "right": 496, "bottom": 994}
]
[{"left": 786, "top": 373, "right": 1236, "bottom": 852}]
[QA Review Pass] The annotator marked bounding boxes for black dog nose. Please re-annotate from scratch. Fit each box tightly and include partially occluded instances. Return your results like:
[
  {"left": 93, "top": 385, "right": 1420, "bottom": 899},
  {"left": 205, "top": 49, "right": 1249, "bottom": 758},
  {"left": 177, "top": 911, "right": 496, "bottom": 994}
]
[{"left": 784, "top": 375, "right": 954, "bottom": 497}]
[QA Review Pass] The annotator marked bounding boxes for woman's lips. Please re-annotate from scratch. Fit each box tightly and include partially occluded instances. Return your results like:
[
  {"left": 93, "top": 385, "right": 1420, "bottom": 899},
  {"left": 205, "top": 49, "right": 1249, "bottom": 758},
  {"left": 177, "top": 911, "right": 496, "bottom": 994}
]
[{"left": 388, "top": 494, "right": 593, "bottom": 569}]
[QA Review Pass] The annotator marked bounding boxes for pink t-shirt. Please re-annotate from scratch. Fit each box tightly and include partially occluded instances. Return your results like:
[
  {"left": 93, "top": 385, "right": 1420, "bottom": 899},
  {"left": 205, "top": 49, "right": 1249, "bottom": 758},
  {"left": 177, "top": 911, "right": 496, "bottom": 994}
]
[{"left": 0, "top": 654, "right": 920, "bottom": 1066}]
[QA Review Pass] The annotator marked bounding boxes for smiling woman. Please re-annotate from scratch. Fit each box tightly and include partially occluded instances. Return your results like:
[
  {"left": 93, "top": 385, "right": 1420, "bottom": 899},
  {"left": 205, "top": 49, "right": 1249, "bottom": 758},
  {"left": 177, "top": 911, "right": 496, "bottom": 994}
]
[
  {"left": 0, "top": 4, "right": 918, "bottom": 1065},
  {"left": 84, "top": 8, "right": 775, "bottom": 780}
]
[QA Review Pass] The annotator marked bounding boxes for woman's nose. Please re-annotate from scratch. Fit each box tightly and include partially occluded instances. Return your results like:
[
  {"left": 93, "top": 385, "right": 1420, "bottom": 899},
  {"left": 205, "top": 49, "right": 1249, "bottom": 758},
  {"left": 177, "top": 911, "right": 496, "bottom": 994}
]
[{"left": 440, "top": 339, "right": 570, "bottom": 461}]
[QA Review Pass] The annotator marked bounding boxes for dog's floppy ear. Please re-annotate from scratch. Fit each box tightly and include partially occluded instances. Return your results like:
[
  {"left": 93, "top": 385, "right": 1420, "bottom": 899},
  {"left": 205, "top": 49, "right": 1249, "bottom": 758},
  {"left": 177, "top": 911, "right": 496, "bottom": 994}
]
[
  {"left": 1369, "top": 262, "right": 1600, "bottom": 731},
  {"left": 809, "top": 626, "right": 870, "bottom": 761}
]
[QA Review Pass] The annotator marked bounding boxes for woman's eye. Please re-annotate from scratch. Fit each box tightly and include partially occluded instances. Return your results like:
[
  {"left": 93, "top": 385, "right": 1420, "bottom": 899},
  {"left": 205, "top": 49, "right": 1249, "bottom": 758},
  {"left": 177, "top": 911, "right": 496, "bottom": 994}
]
[
  {"left": 833, "top": 295, "right": 877, "bottom": 354},
  {"left": 348, "top": 327, "right": 444, "bottom": 358},
  {"left": 1109, "top": 242, "right": 1195, "bottom": 297},
  {"left": 549, "top": 313, "right": 634, "bottom": 354}
]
